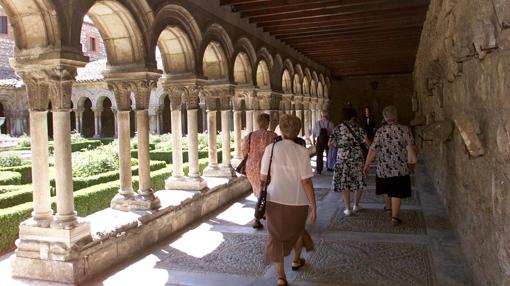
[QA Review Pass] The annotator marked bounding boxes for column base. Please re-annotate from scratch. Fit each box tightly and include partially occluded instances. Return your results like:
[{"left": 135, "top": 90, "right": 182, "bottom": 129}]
[
  {"left": 15, "top": 219, "right": 91, "bottom": 261},
  {"left": 165, "top": 176, "right": 208, "bottom": 191},
  {"left": 110, "top": 193, "right": 160, "bottom": 211},
  {"left": 203, "top": 165, "right": 237, "bottom": 178}
]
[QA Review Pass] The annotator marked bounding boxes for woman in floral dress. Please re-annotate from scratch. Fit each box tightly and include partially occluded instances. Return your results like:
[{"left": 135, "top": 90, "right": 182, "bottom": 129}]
[
  {"left": 241, "top": 113, "right": 277, "bottom": 228},
  {"left": 329, "top": 108, "right": 367, "bottom": 216}
]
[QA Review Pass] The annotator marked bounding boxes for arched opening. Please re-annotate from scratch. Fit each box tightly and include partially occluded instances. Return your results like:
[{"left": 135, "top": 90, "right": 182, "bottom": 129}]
[
  {"left": 282, "top": 69, "right": 292, "bottom": 93},
  {"left": 293, "top": 74, "right": 301, "bottom": 94},
  {"left": 47, "top": 102, "right": 53, "bottom": 139},
  {"left": 233, "top": 52, "right": 252, "bottom": 84},
  {"left": 162, "top": 96, "right": 172, "bottom": 134},
  {"left": 203, "top": 41, "right": 228, "bottom": 80},
  {"left": 0, "top": 102, "right": 6, "bottom": 134},
  {"left": 303, "top": 77, "right": 310, "bottom": 96},
  {"left": 157, "top": 26, "right": 195, "bottom": 74},
  {"left": 81, "top": 99, "right": 94, "bottom": 138},
  {"left": 256, "top": 60, "right": 270, "bottom": 88},
  {"left": 181, "top": 104, "right": 188, "bottom": 136},
  {"left": 240, "top": 99, "right": 247, "bottom": 130},
  {"left": 101, "top": 98, "right": 115, "bottom": 137},
  {"left": 311, "top": 80, "right": 317, "bottom": 97},
  {"left": 129, "top": 99, "right": 136, "bottom": 138}
]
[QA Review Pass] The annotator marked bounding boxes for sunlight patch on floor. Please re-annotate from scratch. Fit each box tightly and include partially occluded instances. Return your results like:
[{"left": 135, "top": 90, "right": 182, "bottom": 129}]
[
  {"left": 169, "top": 223, "right": 224, "bottom": 258},
  {"left": 216, "top": 202, "right": 254, "bottom": 225}
]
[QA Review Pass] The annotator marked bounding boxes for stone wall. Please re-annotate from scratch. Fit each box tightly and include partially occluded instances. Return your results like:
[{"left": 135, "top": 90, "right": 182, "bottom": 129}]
[
  {"left": 329, "top": 74, "right": 413, "bottom": 125},
  {"left": 414, "top": 0, "right": 510, "bottom": 284}
]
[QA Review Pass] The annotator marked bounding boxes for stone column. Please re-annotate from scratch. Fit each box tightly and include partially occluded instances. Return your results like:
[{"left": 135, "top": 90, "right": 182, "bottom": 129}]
[
  {"left": 296, "top": 108, "right": 304, "bottom": 136},
  {"left": 112, "top": 109, "right": 118, "bottom": 138},
  {"left": 312, "top": 109, "right": 317, "bottom": 126},
  {"left": 252, "top": 110, "right": 259, "bottom": 130},
  {"left": 92, "top": 108, "right": 102, "bottom": 138},
  {"left": 233, "top": 110, "right": 242, "bottom": 162},
  {"left": 246, "top": 110, "right": 253, "bottom": 133},
  {"left": 166, "top": 87, "right": 206, "bottom": 190},
  {"left": 304, "top": 109, "right": 311, "bottom": 145},
  {"left": 108, "top": 81, "right": 153, "bottom": 211},
  {"left": 203, "top": 108, "right": 220, "bottom": 176},
  {"left": 29, "top": 110, "right": 52, "bottom": 225},
  {"left": 133, "top": 81, "right": 160, "bottom": 209},
  {"left": 220, "top": 109, "right": 235, "bottom": 176},
  {"left": 74, "top": 109, "right": 83, "bottom": 134},
  {"left": 165, "top": 88, "right": 185, "bottom": 186}
]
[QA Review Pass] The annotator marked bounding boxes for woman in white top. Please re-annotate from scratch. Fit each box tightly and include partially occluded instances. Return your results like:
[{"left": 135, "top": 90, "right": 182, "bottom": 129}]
[{"left": 260, "top": 114, "right": 317, "bottom": 286}]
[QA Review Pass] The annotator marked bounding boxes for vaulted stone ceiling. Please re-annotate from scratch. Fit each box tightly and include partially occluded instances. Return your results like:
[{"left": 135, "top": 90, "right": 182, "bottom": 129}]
[{"left": 219, "top": 0, "right": 430, "bottom": 77}]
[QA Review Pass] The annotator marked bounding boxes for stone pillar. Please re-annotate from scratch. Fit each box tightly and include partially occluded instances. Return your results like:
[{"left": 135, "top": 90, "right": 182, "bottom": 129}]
[
  {"left": 296, "top": 108, "right": 304, "bottom": 136},
  {"left": 304, "top": 109, "right": 311, "bottom": 145},
  {"left": 112, "top": 109, "right": 118, "bottom": 138},
  {"left": 92, "top": 108, "right": 102, "bottom": 138},
  {"left": 133, "top": 81, "right": 160, "bottom": 208},
  {"left": 74, "top": 109, "right": 83, "bottom": 134},
  {"left": 246, "top": 110, "right": 253, "bottom": 133},
  {"left": 165, "top": 89, "right": 185, "bottom": 186},
  {"left": 233, "top": 110, "right": 242, "bottom": 162},
  {"left": 252, "top": 110, "right": 259, "bottom": 130},
  {"left": 312, "top": 109, "right": 317, "bottom": 126},
  {"left": 220, "top": 109, "right": 235, "bottom": 176},
  {"left": 108, "top": 81, "right": 157, "bottom": 211},
  {"left": 203, "top": 108, "right": 220, "bottom": 176},
  {"left": 28, "top": 110, "right": 52, "bottom": 225}
]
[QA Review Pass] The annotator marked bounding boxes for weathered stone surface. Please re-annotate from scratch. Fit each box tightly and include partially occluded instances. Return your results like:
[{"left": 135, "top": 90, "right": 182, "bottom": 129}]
[{"left": 414, "top": 0, "right": 510, "bottom": 283}]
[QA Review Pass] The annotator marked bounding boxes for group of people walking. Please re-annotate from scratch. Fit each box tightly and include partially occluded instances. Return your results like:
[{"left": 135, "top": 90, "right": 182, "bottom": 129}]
[{"left": 240, "top": 105, "right": 416, "bottom": 286}]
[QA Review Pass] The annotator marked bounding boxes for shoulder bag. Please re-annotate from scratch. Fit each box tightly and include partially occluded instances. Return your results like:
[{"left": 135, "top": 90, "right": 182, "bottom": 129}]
[
  {"left": 235, "top": 132, "right": 252, "bottom": 175},
  {"left": 254, "top": 142, "right": 276, "bottom": 220},
  {"left": 343, "top": 122, "right": 369, "bottom": 157}
]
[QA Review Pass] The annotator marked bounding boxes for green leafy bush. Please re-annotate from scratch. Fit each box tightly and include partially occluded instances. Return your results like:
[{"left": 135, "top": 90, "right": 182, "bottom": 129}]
[
  {"left": 72, "top": 144, "right": 119, "bottom": 177},
  {"left": 16, "top": 134, "right": 31, "bottom": 148},
  {"left": 0, "top": 186, "right": 33, "bottom": 209},
  {"left": 0, "top": 153, "right": 23, "bottom": 168},
  {"left": 70, "top": 131, "right": 87, "bottom": 143},
  {"left": 0, "top": 202, "right": 34, "bottom": 253},
  {"left": 0, "top": 171, "right": 22, "bottom": 185},
  {"left": 0, "top": 165, "right": 31, "bottom": 184}
]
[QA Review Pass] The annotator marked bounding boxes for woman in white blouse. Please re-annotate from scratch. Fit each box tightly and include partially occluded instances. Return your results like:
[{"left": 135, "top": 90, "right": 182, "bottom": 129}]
[{"left": 260, "top": 114, "right": 317, "bottom": 286}]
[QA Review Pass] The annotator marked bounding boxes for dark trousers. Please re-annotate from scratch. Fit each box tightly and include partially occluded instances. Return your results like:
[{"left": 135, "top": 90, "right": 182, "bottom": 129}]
[{"left": 316, "top": 145, "right": 328, "bottom": 174}]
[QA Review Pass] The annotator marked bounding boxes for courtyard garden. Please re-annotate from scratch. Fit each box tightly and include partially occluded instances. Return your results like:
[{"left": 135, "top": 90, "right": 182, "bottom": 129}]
[{"left": 0, "top": 132, "right": 235, "bottom": 254}]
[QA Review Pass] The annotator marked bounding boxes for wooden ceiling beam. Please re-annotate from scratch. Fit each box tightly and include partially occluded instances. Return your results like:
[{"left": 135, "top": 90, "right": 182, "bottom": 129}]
[
  {"left": 278, "top": 27, "right": 422, "bottom": 41},
  {"left": 248, "top": 0, "right": 429, "bottom": 24},
  {"left": 271, "top": 23, "right": 423, "bottom": 38},
  {"left": 232, "top": 0, "right": 340, "bottom": 12}
]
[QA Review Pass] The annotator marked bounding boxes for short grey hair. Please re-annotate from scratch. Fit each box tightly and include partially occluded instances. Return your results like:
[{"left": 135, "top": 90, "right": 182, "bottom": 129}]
[
  {"left": 279, "top": 114, "right": 301, "bottom": 139},
  {"left": 382, "top": 105, "right": 398, "bottom": 122}
]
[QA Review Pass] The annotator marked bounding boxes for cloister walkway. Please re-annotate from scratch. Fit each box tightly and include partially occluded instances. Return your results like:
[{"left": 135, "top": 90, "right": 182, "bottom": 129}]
[{"left": 0, "top": 161, "right": 473, "bottom": 286}]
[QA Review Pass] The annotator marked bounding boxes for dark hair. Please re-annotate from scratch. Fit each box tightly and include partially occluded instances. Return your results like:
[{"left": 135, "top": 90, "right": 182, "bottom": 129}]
[{"left": 342, "top": 107, "right": 357, "bottom": 121}]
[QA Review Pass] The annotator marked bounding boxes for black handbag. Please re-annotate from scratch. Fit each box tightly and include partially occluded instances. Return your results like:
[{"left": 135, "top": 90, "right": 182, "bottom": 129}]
[
  {"left": 254, "top": 142, "right": 276, "bottom": 220},
  {"left": 344, "top": 122, "right": 369, "bottom": 157},
  {"left": 235, "top": 132, "right": 252, "bottom": 175}
]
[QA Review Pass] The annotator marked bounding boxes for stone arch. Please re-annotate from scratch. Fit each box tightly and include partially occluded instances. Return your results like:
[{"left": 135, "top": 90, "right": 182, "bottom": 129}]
[
  {"left": 317, "top": 81, "right": 324, "bottom": 98},
  {"left": 293, "top": 74, "right": 302, "bottom": 94},
  {"left": 100, "top": 97, "right": 115, "bottom": 137},
  {"left": 303, "top": 77, "right": 310, "bottom": 96},
  {"left": 0, "top": 0, "right": 61, "bottom": 56},
  {"left": 256, "top": 59, "right": 270, "bottom": 88},
  {"left": 81, "top": 98, "right": 95, "bottom": 138},
  {"left": 85, "top": 0, "right": 147, "bottom": 66},
  {"left": 233, "top": 52, "right": 253, "bottom": 84},
  {"left": 282, "top": 69, "right": 292, "bottom": 94},
  {"left": 202, "top": 41, "right": 229, "bottom": 80},
  {"left": 304, "top": 67, "right": 312, "bottom": 83},
  {"left": 319, "top": 73, "right": 326, "bottom": 87},
  {"left": 283, "top": 59, "right": 295, "bottom": 77},
  {"left": 200, "top": 23, "right": 234, "bottom": 79},
  {"left": 312, "top": 71, "right": 319, "bottom": 83},
  {"left": 234, "top": 37, "right": 256, "bottom": 70},
  {"left": 152, "top": 4, "right": 201, "bottom": 74},
  {"left": 257, "top": 47, "right": 273, "bottom": 69},
  {"left": 295, "top": 64, "right": 304, "bottom": 80},
  {"left": 310, "top": 79, "right": 317, "bottom": 97}
]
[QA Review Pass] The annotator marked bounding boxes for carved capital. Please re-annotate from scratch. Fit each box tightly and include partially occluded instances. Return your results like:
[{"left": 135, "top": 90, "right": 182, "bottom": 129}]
[
  {"left": 166, "top": 86, "right": 185, "bottom": 111},
  {"left": 132, "top": 80, "right": 157, "bottom": 110},
  {"left": 22, "top": 75, "right": 49, "bottom": 111},
  {"left": 184, "top": 86, "right": 201, "bottom": 110},
  {"left": 107, "top": 81, "right": 132, "bottom": 111},
  {"left": 46, "top": 66, "right": 76, "bottom": 111}
]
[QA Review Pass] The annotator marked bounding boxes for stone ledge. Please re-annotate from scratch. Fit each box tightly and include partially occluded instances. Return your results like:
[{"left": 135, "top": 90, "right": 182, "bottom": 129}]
[{"left": 11, "top": 176, "right": 251, "bottom": 284}]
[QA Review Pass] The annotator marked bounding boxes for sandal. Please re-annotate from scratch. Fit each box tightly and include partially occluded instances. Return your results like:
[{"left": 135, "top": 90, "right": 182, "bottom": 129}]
[
  {"left": 291, "top": 258, "right": 306, "bottom": 271},
  {"left": 252, "top": 220, "right": 263, "bottom": 229},
  {"left": 277, "top": 277, "right": 288, "bottom": 286},
  {"left": 391, "top": 217, "right": 402, "bottom": 226}
]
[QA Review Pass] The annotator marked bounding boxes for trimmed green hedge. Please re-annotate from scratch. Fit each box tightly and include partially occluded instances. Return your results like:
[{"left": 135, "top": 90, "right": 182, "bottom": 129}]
[
  {"left": 131, "top": 149, "right": 224, "bottom": 164},
  {"left": 0, "top": 184, "right": 32, "bottom": 194},
  {"left": 14, "top": 140, "right": 102, "bottom": 153},
  {"left": 0, "top": 165, "right": 31, "bottom": 184},
  {"left": 0, "top": 186, "right": 33, "bottom": 209},
  {"left": 0, "top": 171, "right": 22, "bottom": 185},
  {"left": 0, "top": 166, "right": 172, "bottom": 254}
]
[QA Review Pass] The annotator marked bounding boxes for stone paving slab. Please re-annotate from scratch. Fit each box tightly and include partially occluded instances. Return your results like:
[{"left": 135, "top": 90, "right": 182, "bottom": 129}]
[
  {"left": 155, "top": 233, "right": 269, "bottom": 277},
  {"left": 329, "top": 208, "right": 427, "bottom": 235},
  {"left": 314, "top": 187, "right": 331, "bottom": 201},
  {"left": 297, "top": 240, "right": 435, "bottom": 286},
  {"left": 356, "top": 187, "right": 421, "bottom": 206}
]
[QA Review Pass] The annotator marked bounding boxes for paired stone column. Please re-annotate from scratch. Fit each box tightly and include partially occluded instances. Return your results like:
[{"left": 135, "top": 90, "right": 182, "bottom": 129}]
[
  {"left": 304, "top": 109, "right": 311, "bottom": 145},
  {"left": 252, "top": 109, "right": 260, "bottom": 130},
  {"left": 220, "top": 109, "right": 235, "bottom": 176},
  {"left": 166, "top": 86, "right": 207, "bottom": 190},
  {"left": 203, "top": 107, "right": 220, "bottom": 176},
  {"left": 92, "top": 107, "right": 102, "bottom": 138},
  {"left": 74, "top": 109, "right": 83, "bottom": 134},
  {"left": 108, "top": 79, "right": 159, "bottom": 211}
]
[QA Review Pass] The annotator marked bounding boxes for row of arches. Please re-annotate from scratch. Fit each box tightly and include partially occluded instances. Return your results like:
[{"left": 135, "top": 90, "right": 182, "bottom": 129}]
[{"left": 3, "top": 0, "right": 330, "bottom": 96}]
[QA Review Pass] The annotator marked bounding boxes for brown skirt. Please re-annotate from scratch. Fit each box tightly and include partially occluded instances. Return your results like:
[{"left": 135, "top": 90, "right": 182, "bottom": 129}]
[{"left": 264, "top": 201, "right": 314, "bottom": 263}]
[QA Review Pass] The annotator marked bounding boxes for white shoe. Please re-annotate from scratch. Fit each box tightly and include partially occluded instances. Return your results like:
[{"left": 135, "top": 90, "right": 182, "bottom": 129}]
[
  {"left": 353, "top": 205, "right": 363, "bottom": 213},
  {"left": 343, "top": 209, "right": 353, "bottom": 216}
]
